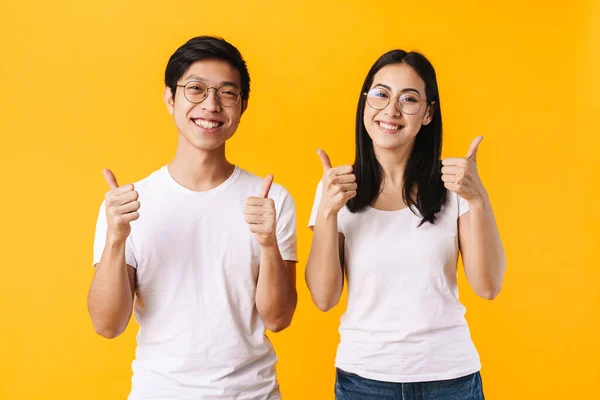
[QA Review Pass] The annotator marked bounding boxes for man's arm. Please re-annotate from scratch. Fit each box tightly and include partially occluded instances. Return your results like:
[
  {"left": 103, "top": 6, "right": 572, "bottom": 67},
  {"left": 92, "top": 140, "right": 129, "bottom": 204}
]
[
  {"left": 245, "top": 175, "right": 298, "bottom": 332},
  {"left": 87, "top": 169, "right": 140, "bottom": 338},
  {"left": 88, "top": 245, "right": 136, "bottom": 338},
  {"left": 255, "top": 248, "right": 297, "bottom": 332}
]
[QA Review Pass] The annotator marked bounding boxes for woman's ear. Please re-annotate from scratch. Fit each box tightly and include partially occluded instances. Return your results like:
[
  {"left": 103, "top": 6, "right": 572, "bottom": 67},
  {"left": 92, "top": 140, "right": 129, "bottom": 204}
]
[{"left": 422, "top": 101, "right": 436, "bottom": 126}]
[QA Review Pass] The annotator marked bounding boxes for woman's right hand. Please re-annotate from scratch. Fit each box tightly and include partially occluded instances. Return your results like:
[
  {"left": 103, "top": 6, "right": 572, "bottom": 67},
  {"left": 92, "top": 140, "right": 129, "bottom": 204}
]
[{"left": 317, "top": 149, "right": 357, "bottom": 215}]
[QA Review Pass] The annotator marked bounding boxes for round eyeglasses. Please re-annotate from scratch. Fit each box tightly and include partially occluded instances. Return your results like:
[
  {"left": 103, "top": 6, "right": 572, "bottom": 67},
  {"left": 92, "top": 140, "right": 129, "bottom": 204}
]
[
  {"left": 176, "top": 81, "right": 242, "bottom": 107},
  {"left": 364, "top": 87, "right": 429, "bottom": 115}
]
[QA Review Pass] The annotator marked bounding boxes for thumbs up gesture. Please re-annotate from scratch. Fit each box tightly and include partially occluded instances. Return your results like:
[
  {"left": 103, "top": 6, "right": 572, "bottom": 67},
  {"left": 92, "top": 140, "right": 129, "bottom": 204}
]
[
  {"left": 317, "top": 149, "right": 357, "bottom": 214},
  {"left": 441, "top": 136, "right": 487, "bottom": 201},
  {"left": 245, "top": 175, "right": 277, "bottom": 247},
  {"left": 103, "top": 169, "right": 140, "bottom": 242}
]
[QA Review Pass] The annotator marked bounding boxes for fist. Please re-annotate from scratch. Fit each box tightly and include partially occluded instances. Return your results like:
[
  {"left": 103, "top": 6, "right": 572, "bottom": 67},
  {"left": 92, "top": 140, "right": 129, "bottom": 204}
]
[
  {"left": 245, "top": 175, "right": 277, "bottom": 247},
  {"left": 317, "top": 149, "right": 357, "bottom": 214},
  {"left": 103, "top": 168, "right": 140, "bottom": 242},
  {"left": 441, "top": 136, "right": 487, "bottom": 202}
]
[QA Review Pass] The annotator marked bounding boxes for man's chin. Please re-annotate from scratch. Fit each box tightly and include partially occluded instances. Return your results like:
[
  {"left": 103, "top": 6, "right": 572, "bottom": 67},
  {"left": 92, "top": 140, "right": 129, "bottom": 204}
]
[
  {"left": 192, "top": 140, "right": 227, "bottom": 151},
  {"left": 179, "top": 132, "right": 232, "bottom": 151}
]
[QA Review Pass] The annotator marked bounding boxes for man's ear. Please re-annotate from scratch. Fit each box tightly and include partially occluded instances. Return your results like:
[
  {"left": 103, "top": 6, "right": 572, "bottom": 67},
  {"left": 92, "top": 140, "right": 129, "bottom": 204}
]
[
  {"left": 164, "top": 86, "right": 175, "bottom": 115},
  {"left": 241, "top": 100, "right": 248, "bottom": 116}
]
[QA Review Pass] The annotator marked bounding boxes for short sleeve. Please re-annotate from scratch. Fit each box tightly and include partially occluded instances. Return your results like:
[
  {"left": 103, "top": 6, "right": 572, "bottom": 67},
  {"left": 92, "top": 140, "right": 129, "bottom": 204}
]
[
  {"left": 93, "top": 201, "right": 137, "bottom": 268},
  {"left": 274, "top": 187, "right": 298, "bottom": 262},
  {"left": 457, "top": 193, "right": 470, "bottom": 217},
  {"left": 308, "top": 181, "right": 343, "bottom": 234},
  {"left": 308, "top": 181, "right": 323, "bottom": 228}
]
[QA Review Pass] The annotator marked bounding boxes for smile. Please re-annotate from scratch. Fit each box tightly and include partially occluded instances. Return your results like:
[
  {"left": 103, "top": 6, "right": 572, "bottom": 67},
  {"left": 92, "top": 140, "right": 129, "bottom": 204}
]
[{"left": 193, "top": 118, "right": 224, "bottom": 129}]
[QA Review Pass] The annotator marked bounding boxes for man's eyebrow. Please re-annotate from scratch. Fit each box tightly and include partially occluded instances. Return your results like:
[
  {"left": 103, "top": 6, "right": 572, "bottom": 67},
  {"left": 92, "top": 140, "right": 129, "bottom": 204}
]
[{"left": 182, "top": 75, "right": 240, "bottom": 89}]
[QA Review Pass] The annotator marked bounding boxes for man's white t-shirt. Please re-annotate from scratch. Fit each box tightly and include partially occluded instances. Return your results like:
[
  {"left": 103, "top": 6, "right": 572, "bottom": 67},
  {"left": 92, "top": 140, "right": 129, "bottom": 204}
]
[
  {"left": 309, "top": 183, "right": 481, "bottom": 383},
  {"left": 93, "top": 166, "right": 297, "bottom": 400}
]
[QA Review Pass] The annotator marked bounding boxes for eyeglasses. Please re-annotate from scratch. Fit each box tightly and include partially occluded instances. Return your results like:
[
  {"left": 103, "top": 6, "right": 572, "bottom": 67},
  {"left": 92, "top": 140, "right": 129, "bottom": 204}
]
[
  {"left": 176, "top": 81, "right": 242, "bottom": 107},
  {"left": 363, "top": 87, "right": 429, "bottom": 115}
]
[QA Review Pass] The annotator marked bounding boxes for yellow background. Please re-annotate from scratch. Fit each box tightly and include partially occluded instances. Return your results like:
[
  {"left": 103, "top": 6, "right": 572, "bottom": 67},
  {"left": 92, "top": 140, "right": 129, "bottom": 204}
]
[{"left": 1, "top": 0, "right": 598, "bottom": 399}]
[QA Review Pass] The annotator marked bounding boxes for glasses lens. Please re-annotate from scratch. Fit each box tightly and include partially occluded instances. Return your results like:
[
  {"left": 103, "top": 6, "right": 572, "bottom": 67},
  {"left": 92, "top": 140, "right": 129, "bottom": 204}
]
[
  {"left": 398, "top": 93, "right": 423, "bottom": 115},
  {"left": 217, "top": 85, "right": 241, "bottom": 107},
  {"left": 366, "top": 88, "right": 390, "bottom": 110},
  {"left": 184, "top": 81, "right": 207, "bottom": 103}
]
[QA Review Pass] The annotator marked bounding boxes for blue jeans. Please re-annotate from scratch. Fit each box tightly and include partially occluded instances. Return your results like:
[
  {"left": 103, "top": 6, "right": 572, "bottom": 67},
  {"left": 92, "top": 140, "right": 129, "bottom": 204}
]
[{"left": 335, "top": 368, "right": 485, "bottom": 400}]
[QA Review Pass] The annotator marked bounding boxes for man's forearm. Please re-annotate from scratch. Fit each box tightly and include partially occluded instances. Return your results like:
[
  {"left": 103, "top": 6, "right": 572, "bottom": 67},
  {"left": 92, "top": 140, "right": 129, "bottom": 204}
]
[
  {"left": 87, "top": 238, "right": 134, "bottom": 338},
  {"left": 255, "top": 244, "right": 297, "bottom": 332}
]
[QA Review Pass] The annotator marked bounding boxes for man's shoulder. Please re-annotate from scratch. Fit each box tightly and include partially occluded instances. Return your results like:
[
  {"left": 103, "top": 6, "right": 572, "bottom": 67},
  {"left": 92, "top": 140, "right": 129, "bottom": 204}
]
[
  {"left": 236, "top": 167, "right": 291, "bottom": 200},
  {"left": 132, "top": 166, "right": 168, "bottom": 192}
]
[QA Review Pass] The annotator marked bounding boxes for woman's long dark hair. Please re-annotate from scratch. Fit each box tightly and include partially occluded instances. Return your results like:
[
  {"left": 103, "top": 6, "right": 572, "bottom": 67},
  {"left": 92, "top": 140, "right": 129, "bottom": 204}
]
[{"left": 346, "top": 50, "right": 446, "bottom": 226}]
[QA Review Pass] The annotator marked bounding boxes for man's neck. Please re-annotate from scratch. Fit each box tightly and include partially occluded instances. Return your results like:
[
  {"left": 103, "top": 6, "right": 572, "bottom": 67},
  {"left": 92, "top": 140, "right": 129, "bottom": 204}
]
[{"left": 168, "top": 138, "right": 235, "bottom": 192}]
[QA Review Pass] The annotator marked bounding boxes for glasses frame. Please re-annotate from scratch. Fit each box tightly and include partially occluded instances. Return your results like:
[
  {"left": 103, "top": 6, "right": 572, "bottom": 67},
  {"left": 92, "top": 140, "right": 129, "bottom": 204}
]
[
  {"left": 363, "top": 87, "right": 431, "bottom": 115},
  {"left": 176, "top": 81, "right": 243, "bottom": 107}
]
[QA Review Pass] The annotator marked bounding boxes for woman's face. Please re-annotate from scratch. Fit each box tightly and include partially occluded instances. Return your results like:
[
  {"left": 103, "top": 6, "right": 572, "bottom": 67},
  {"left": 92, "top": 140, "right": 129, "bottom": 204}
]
[{"left": 363, "top": 63, "right": 434, "bottom": 152}]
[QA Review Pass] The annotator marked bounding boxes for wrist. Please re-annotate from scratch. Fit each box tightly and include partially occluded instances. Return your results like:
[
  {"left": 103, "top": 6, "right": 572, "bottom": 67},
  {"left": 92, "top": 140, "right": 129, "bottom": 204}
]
[
  {"left": 468, "top": 192, "right": 490, "bottom": 209},
  {"left": 260, "top": 240, "right": 280, "bottom": 253},
  {"left": 105, "top": 234, "right": 127, "bottom": 249},
  {"left": 317, "top": 204, "right": 339, "bottom": 220}
]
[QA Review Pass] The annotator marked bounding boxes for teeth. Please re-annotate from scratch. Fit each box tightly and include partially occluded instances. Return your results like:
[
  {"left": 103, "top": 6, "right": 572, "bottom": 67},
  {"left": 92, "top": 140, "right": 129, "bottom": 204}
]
[
  {"left": 194, "top": 119, "right": 221, "bottom": 129},
  {"left": 378, "top": 122, "right": 400, "bottom": 130}
]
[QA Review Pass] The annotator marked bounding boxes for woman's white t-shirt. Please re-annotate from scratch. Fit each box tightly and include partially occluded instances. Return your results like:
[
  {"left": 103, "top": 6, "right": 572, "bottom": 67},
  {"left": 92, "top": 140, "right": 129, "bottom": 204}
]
[{"left": 309, "top": 183, "right": 480, "bottom": 383}]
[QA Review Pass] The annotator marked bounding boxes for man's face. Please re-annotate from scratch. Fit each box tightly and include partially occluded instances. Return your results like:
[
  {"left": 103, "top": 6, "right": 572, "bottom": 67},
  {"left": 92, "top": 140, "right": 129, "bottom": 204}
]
[{"left": 165, "top": 59, "right": 247, "bottom": 151}]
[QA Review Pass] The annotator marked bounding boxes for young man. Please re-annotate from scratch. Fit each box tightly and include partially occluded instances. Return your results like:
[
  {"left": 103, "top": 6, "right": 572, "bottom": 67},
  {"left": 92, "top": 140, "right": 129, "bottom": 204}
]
[{"left": 87, "top": 36, "right": 298, "bottom": 400}]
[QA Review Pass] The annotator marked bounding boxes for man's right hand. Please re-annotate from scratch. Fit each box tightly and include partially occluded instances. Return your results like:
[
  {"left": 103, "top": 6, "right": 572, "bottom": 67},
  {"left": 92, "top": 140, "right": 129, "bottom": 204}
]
[
  {"left": 103, "top": 169, "right": 140, "bottom": 243},
  {"left": 316, "top": 149, "right": 357, "bottom": 215}
]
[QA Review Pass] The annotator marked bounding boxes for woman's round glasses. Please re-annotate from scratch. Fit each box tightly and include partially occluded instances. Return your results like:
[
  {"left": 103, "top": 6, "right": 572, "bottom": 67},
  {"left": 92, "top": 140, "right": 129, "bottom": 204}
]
[{"left": 364, "top": 87, "right": 428, "bottom": 115}]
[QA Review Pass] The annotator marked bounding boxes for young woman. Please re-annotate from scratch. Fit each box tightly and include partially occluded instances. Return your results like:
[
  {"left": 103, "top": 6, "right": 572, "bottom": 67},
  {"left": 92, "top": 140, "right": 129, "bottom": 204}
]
[{"left": 306, "top": 50, "right": 506, "bottom": 400}]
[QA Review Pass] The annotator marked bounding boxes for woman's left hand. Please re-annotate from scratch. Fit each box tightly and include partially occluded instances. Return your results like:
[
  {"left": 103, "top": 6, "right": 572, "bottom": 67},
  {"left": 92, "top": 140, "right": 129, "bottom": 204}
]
[{"left": 441, "top": 136, "right": 488, "bottom": 202}]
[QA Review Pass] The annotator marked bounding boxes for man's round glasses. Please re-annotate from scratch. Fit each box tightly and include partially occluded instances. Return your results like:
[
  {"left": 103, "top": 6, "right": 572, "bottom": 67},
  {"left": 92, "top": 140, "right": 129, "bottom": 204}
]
[
  {"left": 176, "top": 81, "right": 242, "bottom": 107},
  {"left": 364, "top": 88, "right": 428, "bottom": 115}
]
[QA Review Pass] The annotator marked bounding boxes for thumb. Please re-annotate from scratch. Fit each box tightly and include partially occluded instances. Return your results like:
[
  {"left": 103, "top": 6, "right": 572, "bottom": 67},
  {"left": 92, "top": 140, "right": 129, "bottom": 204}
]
[
  {"left": 466, "top": 136, "right": 484, "bottom": 161},
  {"left": 259, "top": 174, "right": 274, "bottom": 198},
  {"left": 316, "top": 149, "right": 333, "bottom": 171},
  {"left": 103, "top": 168, "right": 119, "bottom": 189}
]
